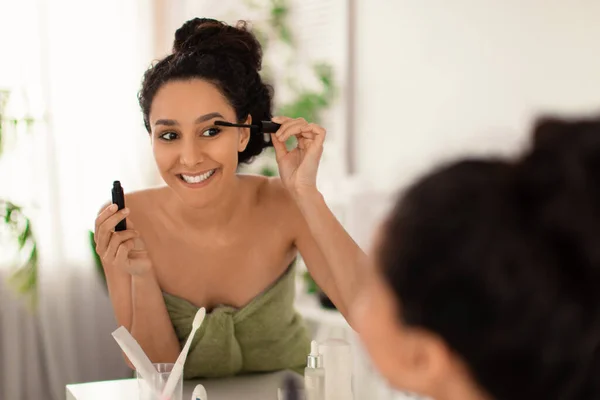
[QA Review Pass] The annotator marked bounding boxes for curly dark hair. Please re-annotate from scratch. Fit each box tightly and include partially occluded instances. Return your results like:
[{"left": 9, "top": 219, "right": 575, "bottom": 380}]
[
  {"left": 379, "top": 115, "right": 600, "bottom": 399},
  {"left": 138, "top": 18, "right": 273, "bottom": 164}
]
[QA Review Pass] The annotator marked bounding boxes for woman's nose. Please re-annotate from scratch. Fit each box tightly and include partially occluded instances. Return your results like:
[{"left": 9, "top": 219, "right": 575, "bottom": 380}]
[{"left": 180, "top": 140, "right": 205, "bottom": 167}]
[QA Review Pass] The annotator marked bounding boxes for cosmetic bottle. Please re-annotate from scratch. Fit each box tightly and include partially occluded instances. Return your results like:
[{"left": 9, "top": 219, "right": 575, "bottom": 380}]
[
  {"left": 319, "top": 338, "right": 353, "bottom": 400},
  {"left": 304, "top": 340, "right": 325, "bottom": 400}
]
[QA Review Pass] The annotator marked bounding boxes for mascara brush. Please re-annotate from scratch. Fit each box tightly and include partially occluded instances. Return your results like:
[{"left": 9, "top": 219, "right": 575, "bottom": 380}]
[{"left": 214, "top": 120, "right": 281, "bottom": 134}]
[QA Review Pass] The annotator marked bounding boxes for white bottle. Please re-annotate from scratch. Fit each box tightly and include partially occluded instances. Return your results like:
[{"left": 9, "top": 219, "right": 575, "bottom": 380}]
[
  {"left": 319, "top": 338, "right": 353, "bottom": 400},
  {"left": 305, "top": 340, "right": 326, "bottom": 400}
]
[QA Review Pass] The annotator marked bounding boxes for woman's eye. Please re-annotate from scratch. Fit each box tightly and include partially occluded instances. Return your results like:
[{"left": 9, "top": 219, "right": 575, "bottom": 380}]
[
  {"left": 159, "top": 131, "right": 178, "bottom": 141},
  {"left": 201, "top": 127, "right": 222, "bottom": 137}
]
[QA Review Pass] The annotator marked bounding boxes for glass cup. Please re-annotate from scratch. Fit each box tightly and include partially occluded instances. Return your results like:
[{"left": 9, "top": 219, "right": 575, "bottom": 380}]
[{"left": 135, "top": 363, "right": 183, "bottom": 400}]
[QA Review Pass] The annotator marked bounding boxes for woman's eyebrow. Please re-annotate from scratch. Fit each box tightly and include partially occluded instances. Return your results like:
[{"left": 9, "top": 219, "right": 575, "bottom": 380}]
[{"left": 154, "top": 112, "right": 225, "bottom": 127}]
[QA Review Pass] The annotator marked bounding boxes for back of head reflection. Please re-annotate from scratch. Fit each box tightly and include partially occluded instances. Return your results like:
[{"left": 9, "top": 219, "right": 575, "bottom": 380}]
[{"left": 355, "top": 115, "right": 600, "bottom": 400}]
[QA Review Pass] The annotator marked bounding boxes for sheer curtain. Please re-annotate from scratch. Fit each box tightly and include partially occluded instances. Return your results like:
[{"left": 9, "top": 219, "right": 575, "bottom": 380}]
[{"left": 0, "top": 0, "right": 158, "bottom": 399}]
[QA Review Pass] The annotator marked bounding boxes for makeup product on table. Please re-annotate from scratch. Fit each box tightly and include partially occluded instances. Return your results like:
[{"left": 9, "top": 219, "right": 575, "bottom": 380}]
[
  {"left": 191, "top": 384, "right": 207, "bottom": 400},
  {"left": 319, "top": 338, "right": 353, "bottom": 400},
  {"left": 281, "top": 373, "right": 303, "bottom": 400},
  {"left": 304, "top": 340, "right": 325, "bottom": 400}
]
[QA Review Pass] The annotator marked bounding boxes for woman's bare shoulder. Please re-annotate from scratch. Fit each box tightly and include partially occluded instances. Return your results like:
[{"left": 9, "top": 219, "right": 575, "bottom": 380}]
[
  {"left": 124, "top": 186, "right": 170, "bottom": 209},
  {"left": 239, "top": 174, "right": 291, "bottom": 206},
  {"left": 241, "top": 175, "right": 304, "bottom": 226}
]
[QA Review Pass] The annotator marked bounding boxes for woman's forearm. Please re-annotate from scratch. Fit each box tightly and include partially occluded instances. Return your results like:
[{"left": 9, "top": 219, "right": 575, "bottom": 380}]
[
  {"left": 103, "top": 265, "right": 133, "bottom": 330},
  {"left": 294, "top": 187, "right": 370, "bottom": 314},
  {"left": 130, "top": 270, "right": 181, "bottom": 364}
]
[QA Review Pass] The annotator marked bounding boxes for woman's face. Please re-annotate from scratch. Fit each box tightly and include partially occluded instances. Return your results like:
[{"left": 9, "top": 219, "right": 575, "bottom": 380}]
[
  {"left": 352, "top": 225, "right": 416, "bottom": 390},
  {"left": 353, "top": 225, "right": 482, "bottom": 400},
  {"left": 148, "top": 79, "right": 250, "bottom": 207},
  {"left": 353, "top": 267, "right": 413, "bottom": 390}
]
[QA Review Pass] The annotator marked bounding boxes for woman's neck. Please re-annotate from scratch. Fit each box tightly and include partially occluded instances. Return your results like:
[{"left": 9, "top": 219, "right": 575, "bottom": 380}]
[
  {"left": 168, "top": 176, "right": 246, "bottom": 232},
  {"left": 433, "top": 370, "right": 492, "bottom": 400}
]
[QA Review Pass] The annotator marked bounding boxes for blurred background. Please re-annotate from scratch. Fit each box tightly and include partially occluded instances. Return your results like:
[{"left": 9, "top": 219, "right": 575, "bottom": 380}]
[{"left": 1, "top": 0, "right": 600, "bottom": 399}]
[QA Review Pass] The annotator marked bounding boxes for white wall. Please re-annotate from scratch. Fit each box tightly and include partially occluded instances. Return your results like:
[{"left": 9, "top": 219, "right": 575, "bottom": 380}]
[{"left": 354, "top": 0, "right": 600, "bottom": 192}]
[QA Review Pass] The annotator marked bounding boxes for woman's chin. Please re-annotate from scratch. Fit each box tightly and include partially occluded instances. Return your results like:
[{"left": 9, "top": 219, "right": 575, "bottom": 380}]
[{"left": 167, "top": 171, "right": 229, "bottom": 208}]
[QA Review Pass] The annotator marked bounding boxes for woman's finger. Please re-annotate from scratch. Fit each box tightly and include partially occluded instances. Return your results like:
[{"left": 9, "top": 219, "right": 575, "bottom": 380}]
[
  {"left": 278, "top": 120, "right": 309, "bottom": 143},
  {"left": 102, "top": 229, "right": 138, "bottom": 262},
  {"left": 271, "top": 116, "right": 293, "bottom": 126},
  {"left": 114, "top": 238, "right": 136, "bottom": 265},
  {"left": 298, "top": 131, "right": 316, "bottom": 140},
  {"left": 94, "top": 204, "right": 118, "bottom": 238},
  {"left": 300, "top": 123, "right": 326, "bottom": 135},
  {"left": 300, "top": 123, "right": 326, "bottom": 145},
  {"left": 297, "top": 137, "right": 311, "bottom": 150},
  {"left": 96, "top": 208, "right": 130, "bottom": 254},
  {"left": 280, "top": 121, "right": 324, "bottom": 143},
  {"left": 271, "top": 133, "right": 288, "bottom": 160},
  {"left": 99, "top": 208, "right": 129, "bottom": 236},
  {"left": 271, "top": 116, "right": 294, "bottom": 139},
  {"left": 276, "top": 118, "right": 307, "bottom": 141}
]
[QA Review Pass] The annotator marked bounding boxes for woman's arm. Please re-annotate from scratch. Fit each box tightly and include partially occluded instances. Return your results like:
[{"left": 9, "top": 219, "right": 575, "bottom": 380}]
[
  {"left": 270, "top": 116, "right": 371, "bottom": 324},
  {"left": 95, "top": 204, "right": 180, "bottom": 367},
  {"left": 103, "top": 262, "right": 133, "bottom": 330},
  {"left": 96, "top": 204, "right": 134, "bottom": 330},
  {"left": 291, "top": 188, "right": 369, "bottom": 322},
  {"left": 130, "top": 270, "right": 181, "bottom": 364}
]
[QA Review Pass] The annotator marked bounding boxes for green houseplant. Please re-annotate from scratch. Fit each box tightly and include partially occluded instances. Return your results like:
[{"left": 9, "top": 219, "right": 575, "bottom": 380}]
[
  {"left": 0, "top": 89, "right": 39, "bottom": 307},
  {"left": 240, "top": 0, "right": 336, "bottom": 177},
  {"left": 245, "top": 0, "right": 337, "bottom": 307}
]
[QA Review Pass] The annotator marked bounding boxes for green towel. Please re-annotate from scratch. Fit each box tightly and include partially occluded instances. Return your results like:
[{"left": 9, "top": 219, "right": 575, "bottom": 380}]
[{"left": 163, "top": 263, "right": 310, "bottom": 379}]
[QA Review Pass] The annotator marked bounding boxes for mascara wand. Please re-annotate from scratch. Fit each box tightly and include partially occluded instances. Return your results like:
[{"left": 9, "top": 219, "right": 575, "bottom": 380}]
[{"left": 214, "top": 120, "right": 281, "bottom": 134}]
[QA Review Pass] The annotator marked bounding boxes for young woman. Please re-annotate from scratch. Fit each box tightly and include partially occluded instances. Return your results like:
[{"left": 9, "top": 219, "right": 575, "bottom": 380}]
[
  {"left": 93, "top": 18, "right": 368, "bottom": 378},
  {"left": 354, "top": 116, "right": 600, "bottom": 399}
]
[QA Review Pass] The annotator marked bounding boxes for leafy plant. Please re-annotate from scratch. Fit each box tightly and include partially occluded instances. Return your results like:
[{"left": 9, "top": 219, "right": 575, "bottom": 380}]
[
  {"left": 276, "top": 63, "right": 336, "bottom": 122},
  {"left": 254, "top": 0, "right": 336, "bottom": 124},
  {"left": 244, "top": 0, "right": 336, "bottom": 304},
  {"left": 1, "top": 201, "right": 38, "bottom": 302},
  {"left": 89, "top": 230, "right": 106, "bottom": 287},
  {"left": 0, "top": 89, "right": 39, "bottom": 307},
  {"left": 240, "top": 0, "right": 336, "bottom": 179},
  {"left": 0, "top": 90, "right": 7, "bottom": 156}
]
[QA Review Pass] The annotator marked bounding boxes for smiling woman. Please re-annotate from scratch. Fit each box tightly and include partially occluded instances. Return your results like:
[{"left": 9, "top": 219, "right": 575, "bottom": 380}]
[
  {"left": 147, "top": 80, "right": 257, "bottom": 208},
  {"left": 93, "top": 17, "right": 368, "bottom": 379}
]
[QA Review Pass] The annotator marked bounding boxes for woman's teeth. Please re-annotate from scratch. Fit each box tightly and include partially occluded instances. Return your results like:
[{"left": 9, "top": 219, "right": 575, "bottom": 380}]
[{"left": 180, "top": 170, "right": 216, "bottom": 184}]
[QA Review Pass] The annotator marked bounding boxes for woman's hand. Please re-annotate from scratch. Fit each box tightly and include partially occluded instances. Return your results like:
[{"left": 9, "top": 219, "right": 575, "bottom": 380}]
[
  {"left": 271, "top": 116, "right": 326, "bottom": 196},
  {"left": 94, "top": 204, "right": 152, "bottom": 276}
]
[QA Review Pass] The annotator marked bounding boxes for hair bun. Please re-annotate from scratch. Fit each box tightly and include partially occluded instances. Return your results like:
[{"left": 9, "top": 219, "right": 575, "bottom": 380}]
[
  {"left": 527, "top": 115, "right": 600, "bottom": 181},
  {"left": 173, "top": 18, "right": 262, "bottom": 71},
  {"left": 514, "top": 114, "right": 600, "bottom": 268}
]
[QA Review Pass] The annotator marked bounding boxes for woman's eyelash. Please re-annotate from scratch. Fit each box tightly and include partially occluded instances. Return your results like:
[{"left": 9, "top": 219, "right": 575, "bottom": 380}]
[
  {"left": 157, "top": 126, "right": 222, "bottom": 140},
  {"left": 159, "top": 131, "right": 178, "bottom": 141},
  {"left": 202, "top": 127, "right": 222, "bottom": 137}
]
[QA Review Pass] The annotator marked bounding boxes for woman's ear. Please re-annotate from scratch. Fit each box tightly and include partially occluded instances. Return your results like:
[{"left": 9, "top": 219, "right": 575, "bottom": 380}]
[
  {"left": 391, "top": 326, "right": 463, "bottom": 399},
  {"left": 238, "top": 114, "right": 252, "bottom": 152}
]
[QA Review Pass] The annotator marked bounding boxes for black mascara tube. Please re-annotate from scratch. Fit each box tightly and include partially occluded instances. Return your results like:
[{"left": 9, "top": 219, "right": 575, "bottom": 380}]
[
  {"left": 258, "top": 121, "right": 281, "bottom": 133},
  {"left": 214, "top": 120, "right": 281, "bottom": 133},
  {"left": 112, "top": 181, "right": 127, "bottom": 231}
]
